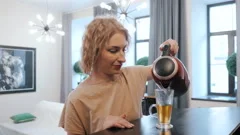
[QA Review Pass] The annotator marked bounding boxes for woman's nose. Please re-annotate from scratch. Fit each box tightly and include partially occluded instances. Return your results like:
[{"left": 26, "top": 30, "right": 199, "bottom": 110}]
[{"left": 118, "top": 51, "right": 126, "bottom": 63}]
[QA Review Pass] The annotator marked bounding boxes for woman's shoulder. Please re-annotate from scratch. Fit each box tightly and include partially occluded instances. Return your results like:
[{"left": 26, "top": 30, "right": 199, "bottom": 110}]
[
  {"left": 121, "top": 65, "right": 151, "bottom": 74},
  {"left": 67, "top": 82, "right": 114, "bottom": 110},
  {"left": 67, "top": 81, "right": 111, "bottom": 102},
  {"left": 67, "top": 83, "right": 90, "bottom": 101}
]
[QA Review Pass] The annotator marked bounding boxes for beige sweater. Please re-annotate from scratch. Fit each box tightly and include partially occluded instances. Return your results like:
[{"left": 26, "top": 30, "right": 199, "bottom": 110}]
[{"left": 59, "top": 66, "right": 149, "bottom": 134}]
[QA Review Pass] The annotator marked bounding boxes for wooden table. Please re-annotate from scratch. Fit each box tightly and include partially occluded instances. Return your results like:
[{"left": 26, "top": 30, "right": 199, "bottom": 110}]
[{"left": 91, "top": 107, "right": 240, "bottom": 135}]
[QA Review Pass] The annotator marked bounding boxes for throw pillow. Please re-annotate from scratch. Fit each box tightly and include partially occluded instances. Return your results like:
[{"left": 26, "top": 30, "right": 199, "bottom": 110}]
[{"left": 10, "top": 113, "right": 36, "bottom": 123}]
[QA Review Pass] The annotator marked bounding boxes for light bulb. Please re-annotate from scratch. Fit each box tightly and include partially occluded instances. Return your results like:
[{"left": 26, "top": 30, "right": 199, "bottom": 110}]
[
  {"left": 121, "top": 0, "right": 127, "bottom": 8},
  {"left": 56, "top": 30, "right": 65, "bottom": 36},
  {"left": 49, "top": 36, "right": 56, "bottom": 43},
  {"left": 43, "top": 31, "right": 48, "bottom": 35},
  {"left": 120, "top": 14, "right": 126, "bottom": 20},
  {"left": 36, "top": 36, "right": 43, "bottom": 42},
  {"left": 113, "top": 0, "right": 120, "bottom": 5},
  {"left": 28, "top": 21, "right": 35, "bottom": 26},
  {"left": 55, "top": 24, "right": 62, "bottom": 28},
  {"left": 100, "top": 2, "right": 112, "bottom": 10},
  {"left": 36, "top": 14, "right": 43, "bottom": 21},
  {"left": 106, "top": 5, "right": 112, "bottom": 10},
  {"left": 100, "top": 2, "right": 107, "bottom": 8},
  {"left": 47, "top": 13, "right": 54, "bottom": 25}
]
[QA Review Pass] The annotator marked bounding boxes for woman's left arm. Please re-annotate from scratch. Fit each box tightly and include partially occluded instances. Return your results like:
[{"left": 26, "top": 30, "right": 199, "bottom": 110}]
[{"left": 146, "top": 39, "right": 179, "bottom": 81}]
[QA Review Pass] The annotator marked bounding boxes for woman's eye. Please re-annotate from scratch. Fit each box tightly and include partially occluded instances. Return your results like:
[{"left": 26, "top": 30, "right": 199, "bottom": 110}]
[{"left": 108, "top": 49, "right": 118, "bottom": 53}]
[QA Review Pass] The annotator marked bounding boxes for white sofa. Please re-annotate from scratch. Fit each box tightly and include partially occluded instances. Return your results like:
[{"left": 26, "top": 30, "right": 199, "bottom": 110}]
[{"left": 0, "top": 100, "right": 66, "bottom": 135}]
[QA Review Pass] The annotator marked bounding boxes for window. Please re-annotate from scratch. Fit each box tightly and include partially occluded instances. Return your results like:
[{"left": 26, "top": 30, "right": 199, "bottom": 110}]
[
  {"left": 207, "top": 2, "right": 236, "bottom": 96},
  {"left": 135, "top": 16, "right": 150, "bottom": 64}
]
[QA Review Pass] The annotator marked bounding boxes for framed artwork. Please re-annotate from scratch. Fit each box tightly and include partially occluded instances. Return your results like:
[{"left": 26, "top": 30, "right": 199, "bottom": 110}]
[{"left": 0, "top": 45, "right": 36, "bottom": 94}]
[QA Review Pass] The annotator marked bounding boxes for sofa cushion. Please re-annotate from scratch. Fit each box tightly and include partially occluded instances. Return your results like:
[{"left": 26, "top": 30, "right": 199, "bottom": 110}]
[{"left": 32, "top": 100, "right": 64, "bottom": 126}]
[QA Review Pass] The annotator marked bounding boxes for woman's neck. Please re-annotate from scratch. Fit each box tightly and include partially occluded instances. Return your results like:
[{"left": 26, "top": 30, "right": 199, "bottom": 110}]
[{"left": 86, "top": 71, "right": 118, "bottom": 85}]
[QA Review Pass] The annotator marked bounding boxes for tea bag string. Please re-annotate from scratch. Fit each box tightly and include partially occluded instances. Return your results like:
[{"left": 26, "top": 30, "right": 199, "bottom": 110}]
[
  {"left": 156, "top": 82, "right": 163, "bottom": 89},
  {"left": 156, "top": 81, "right": 173, "bottom": 94},
  {"left": 156, "top": 81, "right": 173, "bottom": 89}
]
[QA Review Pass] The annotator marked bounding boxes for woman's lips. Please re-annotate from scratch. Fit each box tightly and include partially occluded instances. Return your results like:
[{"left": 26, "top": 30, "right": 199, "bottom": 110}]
[{"left": 113, "top": 65, "right": 122, "bottom": 70}]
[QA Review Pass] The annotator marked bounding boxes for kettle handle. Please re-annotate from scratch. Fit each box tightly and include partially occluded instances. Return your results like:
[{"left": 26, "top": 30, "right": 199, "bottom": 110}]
[{"left": 162, "top": 45, "right": 171, "bottom": 56}]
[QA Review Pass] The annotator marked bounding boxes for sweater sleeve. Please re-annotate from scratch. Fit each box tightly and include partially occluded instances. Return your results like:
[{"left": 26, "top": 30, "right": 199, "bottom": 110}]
[
  {"left": 59, "top": 98, "right": 88, "bottom": 135},
  {"left": 121, "top": 65, "right": 151, "bottom": 97}
]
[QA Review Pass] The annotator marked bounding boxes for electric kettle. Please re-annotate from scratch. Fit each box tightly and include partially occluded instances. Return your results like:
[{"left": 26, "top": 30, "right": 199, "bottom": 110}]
[{"left": 152, "top": 45, "right": 190, "bottom": 97}]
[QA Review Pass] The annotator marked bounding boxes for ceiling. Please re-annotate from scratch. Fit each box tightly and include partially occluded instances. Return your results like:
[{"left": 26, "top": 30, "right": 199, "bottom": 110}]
[
  {"left": 13, "top": 0, "right": 234, "bottom": 13},
  {"left": 15, "top": 0, "right": 112, "bottom": 13}
]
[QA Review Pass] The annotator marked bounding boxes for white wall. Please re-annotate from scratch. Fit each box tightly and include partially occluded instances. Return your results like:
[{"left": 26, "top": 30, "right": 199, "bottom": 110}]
[
  {"left": 72, "top": 8, "right": 93, "bottom": 20},
  {"left": 190, "top": 0, "right": 236, "bottom": 107},
  {"left": 0, "top": 0, "right": 62, "bottom": 122},
  {"left": 237, "top": 0, "right": 240, "bottom": 106},
  {"left": 191, "top": 0, "right": 208, "bottom": 98}
]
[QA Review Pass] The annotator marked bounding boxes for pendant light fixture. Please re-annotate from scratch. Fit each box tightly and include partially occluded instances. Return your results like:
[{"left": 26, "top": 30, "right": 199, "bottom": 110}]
[
  {"left": 100, "top": 0, "right": 147, "bottom": 33},
  {"left": 28, "top": 0, "right": 65, "bottom": 43}
]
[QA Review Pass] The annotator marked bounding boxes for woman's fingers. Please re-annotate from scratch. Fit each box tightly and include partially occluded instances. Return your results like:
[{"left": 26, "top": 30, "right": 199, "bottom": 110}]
[
  {"left": 113, "top": 119, "right": 134, "bottom": 129},
  {"left": 103, "top": 115, "right": 134, "bottom": 129},
  {"left": 119, "top": 114, "right": 134, "bottom": 128},
  {"left": 113, "top": 123, "right": 125, "bottom": 128},
  {"left": 159, "top": 39, "right": 179, "bottom": 56},
  {"left": 118, "top": 119, "right": 134, "bottom": 128},
  {"left": 159, "top": 39, "right": 178, "bottom": 50}
]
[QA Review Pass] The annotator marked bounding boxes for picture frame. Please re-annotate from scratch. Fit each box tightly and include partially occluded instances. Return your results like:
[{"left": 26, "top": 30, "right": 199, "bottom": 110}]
[{"left": 0, "top": 45, "right": 36, "bottom": 94}]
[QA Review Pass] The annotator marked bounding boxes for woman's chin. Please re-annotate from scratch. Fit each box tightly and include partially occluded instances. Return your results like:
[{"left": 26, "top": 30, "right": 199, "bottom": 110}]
[{"left": 112, "top": 69, "right": 122, "bottom": 74}]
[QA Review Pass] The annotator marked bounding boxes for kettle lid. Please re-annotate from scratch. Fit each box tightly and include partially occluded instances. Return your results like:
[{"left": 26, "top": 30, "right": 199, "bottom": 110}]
[
  {"left": 153, "top": 56, "right": 179, "bottom": 80},
  {"left": 155, "top": 58, "right": 176, "bottom": 76}
]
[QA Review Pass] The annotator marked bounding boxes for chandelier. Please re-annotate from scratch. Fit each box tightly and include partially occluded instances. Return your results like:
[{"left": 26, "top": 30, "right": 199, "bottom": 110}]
[
  {"left": 100, "top": 0, "right": 147, "bottom": 33},
  {"left": 28, "top": 0, "right": 65, "bottom": 43}
]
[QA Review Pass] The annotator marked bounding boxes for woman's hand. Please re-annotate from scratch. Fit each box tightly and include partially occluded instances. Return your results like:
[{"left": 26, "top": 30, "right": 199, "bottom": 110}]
[
  {"left": 103, "top": 114, "right": 134, "bottom": 129},
  {"left": 159, "top": 39, "right": 179, "bottom": 56}
]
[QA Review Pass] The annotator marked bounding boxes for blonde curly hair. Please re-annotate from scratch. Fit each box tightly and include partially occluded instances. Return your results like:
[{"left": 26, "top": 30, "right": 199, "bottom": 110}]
[{"left": 80, "top": 16, "right": 130, "bottom": 74}]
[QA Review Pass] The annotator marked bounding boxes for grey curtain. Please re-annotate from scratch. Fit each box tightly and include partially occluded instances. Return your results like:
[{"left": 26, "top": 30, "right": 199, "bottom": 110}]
[
  {"left": 148, "top": 0, "right": 189, "bottom": 108},
  {"left": 93, "top": 3, "right": 117, "bottom": 17},
  {"left": 60, "top": 13, "right": 72, "bottom": 103},
  {"left": 236, "top": 0, "right": 240, "bottom": 106}
]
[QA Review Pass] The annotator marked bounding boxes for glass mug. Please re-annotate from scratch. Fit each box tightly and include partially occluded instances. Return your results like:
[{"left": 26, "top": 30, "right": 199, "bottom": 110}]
[
  {"left": 159, "top": 129, "right": 172, "bottom": 135},
  {"left": 149, "top": 88, "right": 174, "bottom": 129}
]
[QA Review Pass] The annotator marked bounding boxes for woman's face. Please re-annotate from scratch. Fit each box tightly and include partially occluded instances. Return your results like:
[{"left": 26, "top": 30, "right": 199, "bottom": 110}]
[{"left": 94, "top": 32, "right": 127, "bottom": 75}]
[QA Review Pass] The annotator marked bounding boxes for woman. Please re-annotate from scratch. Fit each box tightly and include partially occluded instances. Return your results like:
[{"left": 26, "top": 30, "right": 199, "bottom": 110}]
[{"left": 59, "top": 16, "right": 179, "bottom": 135}]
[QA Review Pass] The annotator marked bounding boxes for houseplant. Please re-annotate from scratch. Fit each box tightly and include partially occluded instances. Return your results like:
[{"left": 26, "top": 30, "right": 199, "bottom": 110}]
[
  {"left": 136, "top": 56, "right": 148, "bottom": 66},
  {"left": 226, "top": 52, "right": 236, "bottom": 77},
  {"left": 136, "top": 56, "right": 148, "bottom": 92},
  {"left": 73, "top": 61, "right": 88, "bottom": 83},
  {"left": 226, "top": 52, "right": 237, "bottom": 96}
]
